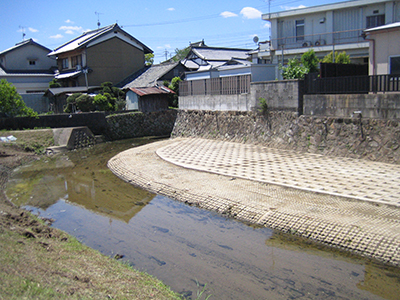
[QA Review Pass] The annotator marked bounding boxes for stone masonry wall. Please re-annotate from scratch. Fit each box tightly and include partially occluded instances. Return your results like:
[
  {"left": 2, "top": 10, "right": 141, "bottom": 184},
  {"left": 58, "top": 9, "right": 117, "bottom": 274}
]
[
  {"left": 172, "top": 110, "right": 400, "bottom": 164},
  {"left": 106, "top": 110, "right": 178, "bottom": 140}
]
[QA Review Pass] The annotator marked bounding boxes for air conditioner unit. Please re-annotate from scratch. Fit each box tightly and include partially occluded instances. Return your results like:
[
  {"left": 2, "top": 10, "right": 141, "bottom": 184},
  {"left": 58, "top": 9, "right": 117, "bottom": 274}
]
[
  {"left": 302, "top": 41, "right": 312, "bottom": 47},
  {"left": 76, "top": 64, "right": 81, "bottom": 71},
  {"left": 314, "top": 39, "right": 326, "bottom": 46}
]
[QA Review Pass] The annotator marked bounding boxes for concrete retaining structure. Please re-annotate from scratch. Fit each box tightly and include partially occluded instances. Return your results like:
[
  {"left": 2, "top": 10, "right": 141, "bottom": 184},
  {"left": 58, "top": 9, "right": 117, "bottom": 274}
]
[
  {"left": 172, "top": 110, "right": 400, "bottom": 164},
  {"left": 305, "top": 93, "right": 400, "bottom": 119},
  {"left": 105, "top": 110, "right": 178, "bottom": 140}
]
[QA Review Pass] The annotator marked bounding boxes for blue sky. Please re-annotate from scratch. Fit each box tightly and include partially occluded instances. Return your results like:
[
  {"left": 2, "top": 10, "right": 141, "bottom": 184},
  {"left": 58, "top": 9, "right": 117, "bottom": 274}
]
[{"left": 1, "top": 0, "right": 344, "bottom": 63}]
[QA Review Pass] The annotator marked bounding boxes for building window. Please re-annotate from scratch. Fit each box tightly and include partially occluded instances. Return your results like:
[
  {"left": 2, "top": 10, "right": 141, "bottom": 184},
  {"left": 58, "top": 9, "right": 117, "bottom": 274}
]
[
  {"left": 29, "top": 60, "right": 36, "bottom": 65},
  {"left": 296, "top": 20, "right": 305, "bottom": 41},
  {"left": 390, "top": 56, "right": 400, "bottom": 75},
  {"left": 71, "top": 55, "right": 82, "bottom": 68},
  {"left": 366, "top": 15, "right": 385, "bottom": 28},
  {"left": 62, "top": 58, "right": 69, "bottom": 69}
]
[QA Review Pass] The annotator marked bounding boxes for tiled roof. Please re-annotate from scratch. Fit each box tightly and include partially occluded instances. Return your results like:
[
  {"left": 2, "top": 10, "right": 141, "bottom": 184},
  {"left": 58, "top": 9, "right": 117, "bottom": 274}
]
[
  {"left": 48, "top": 23, "right": 152, "bottom": 56},
  {"left": 191, "top": 47, "right": 251, "bottom": 61},
  {"left": 121, "top": 62, "right": 179, "bottom": 89}
]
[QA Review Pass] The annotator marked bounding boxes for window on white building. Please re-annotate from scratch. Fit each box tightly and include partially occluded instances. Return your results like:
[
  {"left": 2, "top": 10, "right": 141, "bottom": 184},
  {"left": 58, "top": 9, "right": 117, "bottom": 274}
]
[
  {"left": 62, "top": 58, "right": 69, "bottom": 69},
  {"left": 296, "top": 20, "right": 305, "bottom": 41},
  {"left": 366, "top": 15, "right": 385, "bottom": 28}
]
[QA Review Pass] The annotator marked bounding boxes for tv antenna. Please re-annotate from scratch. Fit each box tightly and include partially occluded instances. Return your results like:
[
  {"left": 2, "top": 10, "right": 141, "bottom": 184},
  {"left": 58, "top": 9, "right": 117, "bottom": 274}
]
[
  {"left": 95, "top": 11, "right": 103, "bottom": 28},
  {"left": 19, "top": 26, "right": 26, "bottom": 40}
]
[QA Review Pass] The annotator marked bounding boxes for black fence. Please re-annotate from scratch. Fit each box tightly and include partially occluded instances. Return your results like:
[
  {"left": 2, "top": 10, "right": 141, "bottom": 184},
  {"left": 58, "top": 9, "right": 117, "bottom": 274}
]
[{"left": 305, "top": 73, "right": 400, "bottom": 94}]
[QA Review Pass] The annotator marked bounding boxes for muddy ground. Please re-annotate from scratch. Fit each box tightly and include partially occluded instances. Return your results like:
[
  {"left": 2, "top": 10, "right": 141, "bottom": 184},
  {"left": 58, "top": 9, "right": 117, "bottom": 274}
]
[{"left": 0, "top": 141, "right": 180, "bottom": 299}]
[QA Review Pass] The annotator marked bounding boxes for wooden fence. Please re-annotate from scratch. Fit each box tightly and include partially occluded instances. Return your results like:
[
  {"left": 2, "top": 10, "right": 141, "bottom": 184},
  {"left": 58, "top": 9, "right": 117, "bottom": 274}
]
[{"left": 180, "top": 75, "right": 251, "bottom": 96}]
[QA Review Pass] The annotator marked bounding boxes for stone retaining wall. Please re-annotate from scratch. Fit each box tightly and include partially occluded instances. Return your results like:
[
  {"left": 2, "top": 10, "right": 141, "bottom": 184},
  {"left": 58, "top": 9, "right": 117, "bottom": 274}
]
[
  {"left": 106, "top": 110, "right": 178, "bottom": 140},
  {"left": 172, "top": 110, "right": 400, "bottom": 164}
]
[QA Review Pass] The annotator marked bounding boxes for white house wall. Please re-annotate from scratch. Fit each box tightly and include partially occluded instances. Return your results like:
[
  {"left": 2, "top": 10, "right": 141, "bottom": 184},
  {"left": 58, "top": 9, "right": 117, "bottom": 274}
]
[{"left": 2, "top": 44, "right": 55, "bottom": 71}]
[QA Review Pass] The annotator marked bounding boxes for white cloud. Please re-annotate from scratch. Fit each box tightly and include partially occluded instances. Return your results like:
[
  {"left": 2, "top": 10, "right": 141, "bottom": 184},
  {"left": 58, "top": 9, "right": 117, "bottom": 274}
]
[
  {"left": 28, "top": 27, "right": 38, "bottom": 33},
  {"left": 240, "top": 7, "right": 262, "bottom": 19},
  {"left": 167, "top": 7, "right": 175, "bottom": 11},
  {"left": 50, "top": 34, "right": 64, "bottom": 39},
  {"left": 164, "top": 44, "right": 171, "bottom": 48},
  {"left": 59, "top": 26, "right": 84, "bottom": 34},
  {"left": 220, "top": 11, "right": 238, "bottom": 18},
  {"left": 281, "top": 5, "right": 306, "bottom": 10},
  {"left": 263, "top": 22, "right": 271, "bottom": 28},
  {"left": 65, "top": 19, "right": 74, "bottom": 24}
]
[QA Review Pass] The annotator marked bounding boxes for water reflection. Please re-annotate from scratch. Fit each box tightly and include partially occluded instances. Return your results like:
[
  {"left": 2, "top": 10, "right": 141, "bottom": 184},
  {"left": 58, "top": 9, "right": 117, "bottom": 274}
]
[
  {"left": 6, "top": 138, "right": 400, "bottom": 300},
  {"left": 7, "top": 138, "right": 156, "bottom": 223}
]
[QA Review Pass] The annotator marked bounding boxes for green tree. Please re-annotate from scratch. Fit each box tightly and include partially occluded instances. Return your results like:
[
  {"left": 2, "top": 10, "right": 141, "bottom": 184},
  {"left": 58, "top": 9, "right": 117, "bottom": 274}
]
[
  {"left": 64, "top": 93, "right": 82, "bottom": 113},
  {"left": 322, "top": 51, "right": 351, "bottom": 64},
  {"left": 75, "top": 94, "right": 95, "bottom": 112},
  {"left": 0, "top": 79, "right": 37, "bottom": 117},
  {"left": 49, "top": 78, "right": 61, "bottom": 88},
  {"left": 168, "top": 77, "right": 182, "bottom": 107},
  {"left": 145, "top": 53, "right": 154, "bottom": 66},
  {"left": 301, "top": 49, "right": 320, "bottom": 73},
  {"left": 280, "top": 58, "right": 308, "bottom": 79},
  {"left": 93, "top": 94, "right": 113, "bottom": 111}
]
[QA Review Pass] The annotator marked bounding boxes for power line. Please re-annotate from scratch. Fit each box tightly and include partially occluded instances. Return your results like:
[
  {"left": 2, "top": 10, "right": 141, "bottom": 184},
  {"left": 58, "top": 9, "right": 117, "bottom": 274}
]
[{"left": 122, "top": 4, "right": 268, "bottom": 28}]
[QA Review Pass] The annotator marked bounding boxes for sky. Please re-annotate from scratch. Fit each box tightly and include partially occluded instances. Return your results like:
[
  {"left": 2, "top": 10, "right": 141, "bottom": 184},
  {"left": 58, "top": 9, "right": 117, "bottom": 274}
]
[{"left": 1, "top": 0, "right": 345, "bottom": 63}]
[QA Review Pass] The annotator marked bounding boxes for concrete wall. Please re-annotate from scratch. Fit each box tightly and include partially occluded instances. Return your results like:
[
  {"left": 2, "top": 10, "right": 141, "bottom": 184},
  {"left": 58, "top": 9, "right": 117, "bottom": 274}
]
[
  {"left": 251, "top": 79, "right": 304, "bottom": 113},
  {"left": 0, "top": 112, "right": 108, "bottom": 135},
  {"left": 304, "top": 93, "right": 400, "bottom": 119},
  {"left": 179, "top": 79, "right": 303, "bottom": 113},
  {"left": 0, "top": 110, "right": 177, "bottom": 140},
  {"left": 172, "top": 109, "right": 400, "bottom": 164}
]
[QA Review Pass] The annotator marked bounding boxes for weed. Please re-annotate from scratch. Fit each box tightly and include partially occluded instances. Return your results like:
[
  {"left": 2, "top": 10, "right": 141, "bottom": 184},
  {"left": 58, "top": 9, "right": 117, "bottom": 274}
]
[
  {"left": 195, "top": 280, "right": 211, "bottom": 300},
  {"left": 258, "top": 97, "right": 268, "bottom": 115}
]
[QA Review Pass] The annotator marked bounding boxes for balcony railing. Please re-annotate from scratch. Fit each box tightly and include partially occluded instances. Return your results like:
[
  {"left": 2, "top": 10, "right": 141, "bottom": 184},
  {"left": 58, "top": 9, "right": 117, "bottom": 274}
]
[
  {"left": 180, "top": 75, "right": 251, "bottom": 96},
  {"left": 273, "top": 29, "right": 366, "bottom": 50}
]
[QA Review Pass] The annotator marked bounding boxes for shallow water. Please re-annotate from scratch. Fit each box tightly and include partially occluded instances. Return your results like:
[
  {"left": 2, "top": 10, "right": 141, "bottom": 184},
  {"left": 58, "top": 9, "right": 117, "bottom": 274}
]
[{"left": 6, "top": 138, "right": 400, "bottom": 300}]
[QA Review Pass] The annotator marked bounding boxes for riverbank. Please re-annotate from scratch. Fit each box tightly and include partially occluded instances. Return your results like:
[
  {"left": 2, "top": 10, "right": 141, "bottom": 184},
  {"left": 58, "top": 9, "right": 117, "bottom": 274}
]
[
  {"left": 108, "top": 138, "right": 400, "bottom": 267},
  {"left": 0, "top": 133, "right": 180, "bottom": 299}
]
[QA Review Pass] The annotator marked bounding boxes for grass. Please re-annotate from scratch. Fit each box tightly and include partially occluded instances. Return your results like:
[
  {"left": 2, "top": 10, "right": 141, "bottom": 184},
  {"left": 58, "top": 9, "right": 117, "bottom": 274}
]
[
  {"left": 0, "top": 129, "right": 55, "bottom": 154},
  {"left": 0, "top": 218, "right": 181, "bottom": 299}
]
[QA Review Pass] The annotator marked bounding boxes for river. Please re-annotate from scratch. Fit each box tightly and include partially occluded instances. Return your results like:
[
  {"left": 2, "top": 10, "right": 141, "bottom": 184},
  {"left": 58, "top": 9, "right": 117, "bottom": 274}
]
[{"left": 6, "top": 138, "right": 400, "bottom": 300}]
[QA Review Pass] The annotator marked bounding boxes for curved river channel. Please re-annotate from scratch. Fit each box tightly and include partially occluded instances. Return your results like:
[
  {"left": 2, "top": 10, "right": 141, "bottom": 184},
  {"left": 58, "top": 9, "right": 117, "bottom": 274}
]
[{"left": 6, "top": 138, "right": 400, "bottom": 300}]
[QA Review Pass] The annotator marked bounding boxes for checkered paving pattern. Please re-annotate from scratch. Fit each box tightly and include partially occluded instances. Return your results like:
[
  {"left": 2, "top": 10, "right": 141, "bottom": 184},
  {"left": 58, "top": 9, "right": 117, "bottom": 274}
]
[
  {"left": 157, "top": 138, "right": 400, "bottom": 207},
  {"left": 108, "top": 138, "right": 400, "bottom": 266}
]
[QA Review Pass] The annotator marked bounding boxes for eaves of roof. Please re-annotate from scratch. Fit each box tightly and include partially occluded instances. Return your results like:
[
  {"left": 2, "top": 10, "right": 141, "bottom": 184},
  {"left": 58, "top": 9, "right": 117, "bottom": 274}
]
[
  {"left": 0, "top": 39, "right": 52, "bottom": 56},
  {"left": 46, "top": 86, "right": 101, "bottom": 96},
  {"left": 263, "top": 0, "right": 391, "bottom": 20},
  {"left": 364, "top": 22, "right": 400, "bottom": 33}
]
